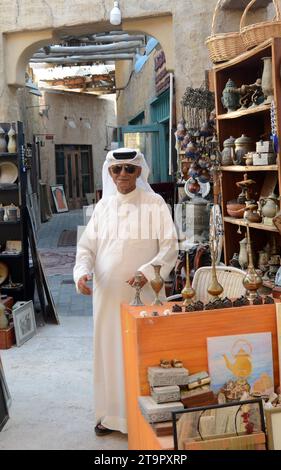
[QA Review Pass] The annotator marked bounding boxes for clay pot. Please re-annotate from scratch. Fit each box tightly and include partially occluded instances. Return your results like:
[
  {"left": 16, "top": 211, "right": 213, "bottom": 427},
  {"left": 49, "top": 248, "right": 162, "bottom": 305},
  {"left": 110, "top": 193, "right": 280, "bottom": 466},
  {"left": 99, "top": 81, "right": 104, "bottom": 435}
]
[
  {"left": 226, "top": 200, "right": 246, "bottom": 218},
  {"left": 187, "top": 177, "right": 200, "bottom": 194}
]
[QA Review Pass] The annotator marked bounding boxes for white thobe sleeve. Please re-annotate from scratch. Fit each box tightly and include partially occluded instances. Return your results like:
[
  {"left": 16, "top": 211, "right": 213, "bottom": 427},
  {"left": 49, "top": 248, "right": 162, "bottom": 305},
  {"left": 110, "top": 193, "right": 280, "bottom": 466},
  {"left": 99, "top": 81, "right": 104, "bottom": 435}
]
[
  {"left": 73, "top": 205, "right": 99, "bottom": 292},
  {"left": 138, "top": 198, "right": 178, "bottom": 282}
]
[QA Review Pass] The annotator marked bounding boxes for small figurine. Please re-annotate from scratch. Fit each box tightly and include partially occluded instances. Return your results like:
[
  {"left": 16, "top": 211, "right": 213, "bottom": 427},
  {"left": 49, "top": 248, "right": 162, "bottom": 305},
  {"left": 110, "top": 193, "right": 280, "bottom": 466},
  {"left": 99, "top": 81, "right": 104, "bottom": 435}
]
[
  {"left": 163, "top": 309, "right": 171, "bottom": 316},
  {"left": 172, "top": 304, "right": 182, "bottom": 312},
  {"left": 222, "top": 297, "right": 232, "bottom": 308},
  {"left": 171, "top": 359, "right": 183, "bottom": 368},
  {"left": 185, "top": 304, "right": 196, "bottom": 312},
  {"left": 233, "top": 296, "right": 250, "bottom": 307},
  {"left": 139, "top": 310, "right": 148, "bottom": 317},
  {"left": 253, "top": 296, "right": 263, "bottom": 305},
  {"left": 264, "top": 295, "right": 274, "bottom": 304},
  {"left": 193, "top": 300, "right": 204, "bottom": 311},
  {"left": 151, "top": 311, "right": 159, "bottom": 317},
  {"left": 204, "top": 301, "right": 215, "bottom": 311},
  {"left": 160, "top": 359, "right": 172, "bottom": 369}
]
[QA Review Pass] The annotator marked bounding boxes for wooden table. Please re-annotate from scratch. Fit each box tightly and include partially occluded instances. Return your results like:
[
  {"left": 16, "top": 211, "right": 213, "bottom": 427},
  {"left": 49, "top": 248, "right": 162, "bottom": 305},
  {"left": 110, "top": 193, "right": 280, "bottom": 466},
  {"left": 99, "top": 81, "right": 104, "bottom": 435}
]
[{"left": 121, "top": 302, "right": 280, "bottom": 450}]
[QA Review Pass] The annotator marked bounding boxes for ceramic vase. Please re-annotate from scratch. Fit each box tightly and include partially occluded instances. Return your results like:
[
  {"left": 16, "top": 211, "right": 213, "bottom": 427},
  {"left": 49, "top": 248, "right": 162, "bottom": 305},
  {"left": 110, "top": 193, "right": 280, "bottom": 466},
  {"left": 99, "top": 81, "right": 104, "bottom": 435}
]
[
  {"left": 238, "top": 237, "right": 248, "bottom": 270},
  {"left": 150, "top": 265, "right": 164, "bottom": 305},
  {"left": 261, "top": 57, "right": 274, "bottom": 105},
  {"left": 7, "top": 124, "right": 17, "bottom": 153},
  {"left": 0, "top": 126, "right": 7, "bottom": 152}
]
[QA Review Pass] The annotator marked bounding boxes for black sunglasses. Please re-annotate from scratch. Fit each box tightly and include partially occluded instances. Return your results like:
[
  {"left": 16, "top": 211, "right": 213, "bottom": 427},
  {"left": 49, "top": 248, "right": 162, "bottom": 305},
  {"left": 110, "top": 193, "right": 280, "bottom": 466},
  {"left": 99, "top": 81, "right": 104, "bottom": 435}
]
[{"left": 111, "top": 165, "right": 137, "bottom": 175}]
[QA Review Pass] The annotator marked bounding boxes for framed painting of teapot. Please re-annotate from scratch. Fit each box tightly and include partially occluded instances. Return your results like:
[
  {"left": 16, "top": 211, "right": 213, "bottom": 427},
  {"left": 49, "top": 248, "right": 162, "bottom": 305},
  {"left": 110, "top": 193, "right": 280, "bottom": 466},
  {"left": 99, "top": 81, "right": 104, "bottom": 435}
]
[{"left": 207, "top": 332, "right": 274, "bottom": 398}]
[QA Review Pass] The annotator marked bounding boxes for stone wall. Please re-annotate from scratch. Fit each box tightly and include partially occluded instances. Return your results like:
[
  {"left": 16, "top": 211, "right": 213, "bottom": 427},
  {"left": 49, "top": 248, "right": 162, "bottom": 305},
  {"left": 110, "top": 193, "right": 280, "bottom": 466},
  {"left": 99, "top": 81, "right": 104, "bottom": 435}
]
[
  {"left": 17, "top": 89, "right": 116, "bottom": 191},
  {"left": 115, "top": 0, "right": 268, "bottom": 125}
]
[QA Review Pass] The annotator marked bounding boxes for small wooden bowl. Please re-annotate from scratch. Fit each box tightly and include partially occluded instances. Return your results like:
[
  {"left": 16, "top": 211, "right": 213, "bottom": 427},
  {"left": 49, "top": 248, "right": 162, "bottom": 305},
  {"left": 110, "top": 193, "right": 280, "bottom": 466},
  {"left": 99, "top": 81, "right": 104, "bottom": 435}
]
[{"left": 226, "top": 201, "right": 246, "bottom": 218}]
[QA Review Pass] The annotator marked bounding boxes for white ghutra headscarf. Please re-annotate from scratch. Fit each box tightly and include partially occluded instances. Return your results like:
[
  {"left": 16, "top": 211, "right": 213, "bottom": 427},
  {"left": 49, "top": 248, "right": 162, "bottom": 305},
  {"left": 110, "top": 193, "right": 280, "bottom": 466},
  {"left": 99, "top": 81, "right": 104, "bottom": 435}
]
[{"left": 102, "top": 148, "right": 154, "bottom": 198}]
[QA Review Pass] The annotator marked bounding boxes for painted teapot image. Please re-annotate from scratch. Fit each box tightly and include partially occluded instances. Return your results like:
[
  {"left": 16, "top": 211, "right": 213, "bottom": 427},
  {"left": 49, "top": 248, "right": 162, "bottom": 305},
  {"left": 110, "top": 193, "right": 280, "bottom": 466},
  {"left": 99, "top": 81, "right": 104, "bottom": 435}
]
[
  {"left": 223, "top": 340, "right": 253, "bottom": 379},
  {"left": 260, "top": 193, "right": 280, "bottom": 219}
]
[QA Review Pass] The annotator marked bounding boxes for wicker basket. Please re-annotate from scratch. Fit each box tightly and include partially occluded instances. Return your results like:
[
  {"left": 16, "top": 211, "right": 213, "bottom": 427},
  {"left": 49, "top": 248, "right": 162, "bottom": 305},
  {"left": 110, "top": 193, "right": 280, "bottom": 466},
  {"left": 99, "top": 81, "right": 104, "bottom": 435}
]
[
  {"left": 205, "top": 0, "right": 245, "bottom": 64},
  {"left": 240, "top": 0, "right": 281, "bottom": 49}
]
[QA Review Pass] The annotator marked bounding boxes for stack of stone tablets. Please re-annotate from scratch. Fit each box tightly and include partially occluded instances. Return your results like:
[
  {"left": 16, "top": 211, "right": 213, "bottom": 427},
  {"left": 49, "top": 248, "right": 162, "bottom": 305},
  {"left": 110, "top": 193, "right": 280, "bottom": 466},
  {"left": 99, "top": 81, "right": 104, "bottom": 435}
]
[{"left": 138, "top": 367, "right": 189, "bottom": 423}]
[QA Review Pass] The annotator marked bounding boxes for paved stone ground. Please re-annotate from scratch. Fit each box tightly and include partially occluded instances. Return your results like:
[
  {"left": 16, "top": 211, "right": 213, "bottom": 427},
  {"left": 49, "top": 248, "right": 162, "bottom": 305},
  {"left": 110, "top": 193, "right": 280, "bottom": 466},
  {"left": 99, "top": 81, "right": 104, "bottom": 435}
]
[
  {"left": 38, "top": 210, "right": 92, "bottom": 317},
  {"left": 0, "top": 210, "right": 128, "bottom": 450}
]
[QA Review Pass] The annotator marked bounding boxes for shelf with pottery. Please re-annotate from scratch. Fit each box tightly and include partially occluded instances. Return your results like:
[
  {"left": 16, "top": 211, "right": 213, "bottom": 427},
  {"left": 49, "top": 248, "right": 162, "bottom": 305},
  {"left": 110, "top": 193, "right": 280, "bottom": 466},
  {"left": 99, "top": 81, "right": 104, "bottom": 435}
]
[
  {"left": 0, "top": 220, "right": 20, "bottom": 225},
  {"left": 217, "top": 103, "right": 271, "bottom": 121},
  {"left": 0, "top": 153, "right": 17, "bottom": 158},
  {"left": 221, "top": 165, "right": 278, "bottom": 172},
  {"left": 214, "top": 37, "right": 281, "bottom": 266},
  {"left": 0, "top": 121, "right": 31, "bottom": 302},
  {"left": 0, "top": 184, "right": 18, "bottom": 191},
  {"left": 0, "top": 253, "right": 22, "bottom": 259},
  {"left": 224, "top": 217, "right": 279, "bottom": 233}
]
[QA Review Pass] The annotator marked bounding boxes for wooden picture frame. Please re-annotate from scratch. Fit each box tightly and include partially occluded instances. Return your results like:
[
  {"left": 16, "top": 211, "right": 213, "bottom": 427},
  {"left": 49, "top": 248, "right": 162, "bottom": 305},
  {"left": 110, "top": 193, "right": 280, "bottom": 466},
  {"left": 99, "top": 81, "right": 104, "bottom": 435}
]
[
  {"left": 0, "top": 378, "right": 9, "bottom": 431},
  {"left": 265, "top": 407, "right": 281, "bottom": 450},
  {"left": 276, "top": 303, "right": 281, "bottom": 389},
  {"left": 12, "top": 301, "right": 37, "bottom": 347},
  {"left": 51, "top": 185, "right": 68, "bottom": 213},
  {"left": 172, "top": 399, "right": 265, "bottom": 450}
]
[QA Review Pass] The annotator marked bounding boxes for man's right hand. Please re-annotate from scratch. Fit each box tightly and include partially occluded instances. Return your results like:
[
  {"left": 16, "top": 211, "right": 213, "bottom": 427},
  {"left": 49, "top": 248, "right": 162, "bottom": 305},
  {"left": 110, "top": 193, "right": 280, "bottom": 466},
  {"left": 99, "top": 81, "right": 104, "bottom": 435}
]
[{"left": 78, "top": 274, "right": 92, "bottom": 295}]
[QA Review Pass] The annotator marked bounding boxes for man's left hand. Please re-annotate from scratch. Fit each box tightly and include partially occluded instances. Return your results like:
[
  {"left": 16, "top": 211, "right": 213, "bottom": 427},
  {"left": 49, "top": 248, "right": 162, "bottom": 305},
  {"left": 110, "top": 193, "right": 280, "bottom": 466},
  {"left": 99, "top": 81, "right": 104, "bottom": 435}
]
[{"left": 126, "top": 272, "right": 148, "bottom": 288}]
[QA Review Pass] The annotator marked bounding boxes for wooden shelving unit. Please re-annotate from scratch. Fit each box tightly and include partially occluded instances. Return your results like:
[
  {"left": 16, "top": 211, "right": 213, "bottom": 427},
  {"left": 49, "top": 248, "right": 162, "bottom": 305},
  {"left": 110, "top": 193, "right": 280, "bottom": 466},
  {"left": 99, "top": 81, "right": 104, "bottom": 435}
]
[
  {"left": 214, "top": 38, "right": 281, "bottom": 264},
  {"left": 223, "top": 217, "right": 279, "bottom": 232},
  {"left": 217, "top": 103, "right": 271, "bottom": 120},
  {"left": 221, "top": 165, "right": 278, "bottom": 172},
  {"left": 0, "top": 122, "right": 32, "bottom": 301}
]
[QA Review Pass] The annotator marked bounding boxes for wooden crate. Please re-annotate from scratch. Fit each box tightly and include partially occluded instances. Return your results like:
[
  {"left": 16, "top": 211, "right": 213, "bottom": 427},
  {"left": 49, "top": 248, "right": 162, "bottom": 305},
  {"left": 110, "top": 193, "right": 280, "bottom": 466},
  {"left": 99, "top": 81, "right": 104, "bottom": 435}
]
[
  {"left": 184, "top": 431, "right": 266, "bottom": 450},
  {"left": 0, "top": 325, "right": 15, "bottom": 349}
]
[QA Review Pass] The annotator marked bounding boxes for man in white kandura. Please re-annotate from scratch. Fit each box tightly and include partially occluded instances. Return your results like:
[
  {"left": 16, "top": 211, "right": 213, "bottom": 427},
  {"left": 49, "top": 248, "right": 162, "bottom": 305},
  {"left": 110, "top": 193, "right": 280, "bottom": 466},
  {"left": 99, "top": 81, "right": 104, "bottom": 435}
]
[{"left": 73, "top": 148, "right": 178, "bottom": 436}]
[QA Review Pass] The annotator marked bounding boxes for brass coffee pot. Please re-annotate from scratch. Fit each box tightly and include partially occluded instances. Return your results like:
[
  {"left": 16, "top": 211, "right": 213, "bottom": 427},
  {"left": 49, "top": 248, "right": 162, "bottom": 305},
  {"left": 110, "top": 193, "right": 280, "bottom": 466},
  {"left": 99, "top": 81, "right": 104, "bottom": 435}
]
[
  {"left": 207, "top": 238, "right": 223, "bottom": 299},
  {"left": 242, "top": 225, "right": 262, "bottom": 302},
  {"left": 181, "top": 252, "right": 196, "bottom": 305}
]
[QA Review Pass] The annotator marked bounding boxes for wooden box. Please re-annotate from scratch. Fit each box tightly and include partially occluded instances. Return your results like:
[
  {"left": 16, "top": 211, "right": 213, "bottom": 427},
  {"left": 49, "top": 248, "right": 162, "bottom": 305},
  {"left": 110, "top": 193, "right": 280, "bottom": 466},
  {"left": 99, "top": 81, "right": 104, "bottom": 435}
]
[
  {"left": 184, "top": 432, "right": 266, "bottom": 450},
  {"left": 181, "top": 390, "right": 217, "bottom": 408},
  {"left": 0, "top": 325, "right": 16, "bottom": 349},
  {"left": 148, "top": 367, "right": 189, "bottom": 387},
  {"left": 151, "top": 385, "right": 180, "bottom": 404},
  {"left": 138, "top": 396, "right": 184, "bottom": 423}
]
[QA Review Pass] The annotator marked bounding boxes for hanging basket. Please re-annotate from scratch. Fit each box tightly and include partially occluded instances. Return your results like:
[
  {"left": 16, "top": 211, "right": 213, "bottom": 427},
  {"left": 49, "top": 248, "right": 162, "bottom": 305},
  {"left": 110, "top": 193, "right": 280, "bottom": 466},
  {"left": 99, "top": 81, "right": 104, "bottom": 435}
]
[
  {"left": 240, "top": 0, "right": 281, "bottom": 49},
  {"left": 205, "top": 0, "right": 246, "bottom": 64}
]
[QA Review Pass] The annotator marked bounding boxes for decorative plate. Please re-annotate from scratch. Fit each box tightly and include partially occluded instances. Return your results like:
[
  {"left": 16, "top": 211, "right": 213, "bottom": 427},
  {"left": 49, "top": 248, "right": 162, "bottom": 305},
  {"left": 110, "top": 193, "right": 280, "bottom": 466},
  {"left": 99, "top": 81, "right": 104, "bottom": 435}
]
[
  {"left": 184, "top": 178, "right": 211, "bottom": 199},
  {"left": 0, "top": 261, "right": 9, "bottom": 285},
  {"left": 0, "top": 161, "right": 18, "bottom": 184}
]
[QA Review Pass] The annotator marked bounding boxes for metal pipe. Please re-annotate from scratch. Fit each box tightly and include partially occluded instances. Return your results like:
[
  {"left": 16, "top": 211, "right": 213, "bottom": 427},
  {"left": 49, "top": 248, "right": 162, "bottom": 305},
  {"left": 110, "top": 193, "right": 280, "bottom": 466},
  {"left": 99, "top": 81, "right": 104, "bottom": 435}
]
[
  {"left": 33, "top": 47, "right": 138, "bottom": 58},
  {"left": 92, "top": 34, "right": 145, "bottom": 43},
  {"left": 44, "top": 41, "right": 142, "bottom": 55},
  {"left": 30, "top": 54, "right": 135, "bottom": 64}
]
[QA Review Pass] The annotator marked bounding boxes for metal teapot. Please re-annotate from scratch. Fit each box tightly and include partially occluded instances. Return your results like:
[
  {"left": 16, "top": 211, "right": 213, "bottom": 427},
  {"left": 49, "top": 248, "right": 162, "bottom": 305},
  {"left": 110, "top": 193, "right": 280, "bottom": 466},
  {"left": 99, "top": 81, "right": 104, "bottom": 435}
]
[
  {"left": 260, "top": 193, "right": 279, "bottom": 219},
  {"left": 233, "top": 134, "right": 254, "bottom": 165}
]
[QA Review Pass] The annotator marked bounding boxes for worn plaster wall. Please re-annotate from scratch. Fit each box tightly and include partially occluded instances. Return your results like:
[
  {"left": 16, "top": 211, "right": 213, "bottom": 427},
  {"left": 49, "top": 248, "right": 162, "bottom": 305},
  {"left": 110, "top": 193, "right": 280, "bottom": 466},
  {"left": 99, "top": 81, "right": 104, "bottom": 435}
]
[
  {"left": 0, "top": 0, "right": 273, "bottom": 122},
  {"left": 115, "top": 1, "right": 268, "bottom": 125},
  {"left": 17, "top": 89, "right": 116, "bottom": 191},
  {"left": 115, "top": 52, "right": 156, "bottom": 126}
]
